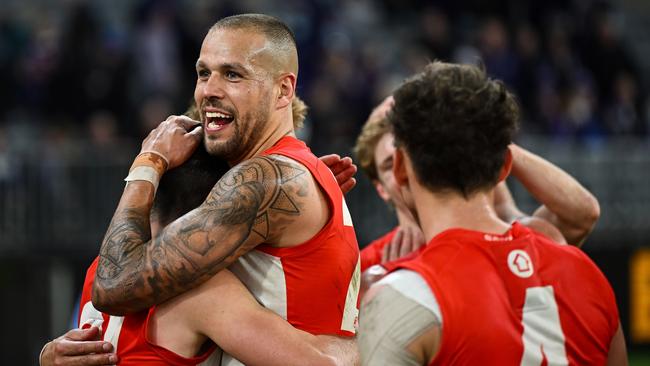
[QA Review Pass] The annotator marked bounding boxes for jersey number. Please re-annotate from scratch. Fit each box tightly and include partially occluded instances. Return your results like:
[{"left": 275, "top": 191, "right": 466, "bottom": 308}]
[{"left": 520, "top": 286, "right": 569, "bottom": 366}]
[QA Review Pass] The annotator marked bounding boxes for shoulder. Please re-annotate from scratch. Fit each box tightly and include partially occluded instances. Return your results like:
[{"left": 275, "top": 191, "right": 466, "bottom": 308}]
[
  {"left": 360, "top": 269, "right": 442, "bottom": 365},
  {"left": 373, "top": 270, "right": 441, "bottom": 319}
]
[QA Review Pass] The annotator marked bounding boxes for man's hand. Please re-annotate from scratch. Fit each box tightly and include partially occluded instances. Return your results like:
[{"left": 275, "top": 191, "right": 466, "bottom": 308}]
[
  {"left": 40, "top": 326, "right": 118, "bottom": 366},
  {"left": 381, "top": 224, "right": 425, "bottom": 263},
  {"left": 319, "top": 154, "right": 358, "bottom": 194},
  {"left": 141, "top": 115, "right": 203, "bottom": 170}
]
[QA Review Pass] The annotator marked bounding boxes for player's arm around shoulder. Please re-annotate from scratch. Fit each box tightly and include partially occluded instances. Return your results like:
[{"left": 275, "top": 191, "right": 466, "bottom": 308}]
[
  {"left": 92, "top": 154, "right": 326, "bottom": 315},
  {"left": 180, "top": 270, "right": 349, "bottom": 366}
]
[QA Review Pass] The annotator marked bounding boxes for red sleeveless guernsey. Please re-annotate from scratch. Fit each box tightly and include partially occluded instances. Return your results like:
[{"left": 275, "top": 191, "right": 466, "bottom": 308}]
[
  {"left": 78, "top": 258, "right": 221, "bottom": 365},
  {"left": 228, "top": 136, "right": 361, "bottom": 337},
  {"left": 360, "top": 227, "right": 398, "bottom": 272},
  {"left": 392, "top": 222, "right": 618, "bottom": 366}
]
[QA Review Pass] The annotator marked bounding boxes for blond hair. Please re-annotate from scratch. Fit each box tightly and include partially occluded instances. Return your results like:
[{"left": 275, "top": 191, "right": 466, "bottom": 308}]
[{"left": 353, "top": 115, "right": 391, "bottom": 182}]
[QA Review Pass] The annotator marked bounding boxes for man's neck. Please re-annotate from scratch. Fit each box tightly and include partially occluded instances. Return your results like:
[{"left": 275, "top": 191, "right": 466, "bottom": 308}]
[{"left": 411, "top": 182, "right": 511, "bottom": 243}]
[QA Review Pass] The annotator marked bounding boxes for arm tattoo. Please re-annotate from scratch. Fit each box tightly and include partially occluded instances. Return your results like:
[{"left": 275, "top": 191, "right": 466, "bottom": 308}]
[{"left": 93, "top": 155, "right": 309, "bottom": 314}]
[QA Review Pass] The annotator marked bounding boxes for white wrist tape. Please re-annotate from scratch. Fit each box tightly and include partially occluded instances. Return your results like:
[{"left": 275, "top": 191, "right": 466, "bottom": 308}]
[{"left": 124, "top": 166, "right": 161, "bottom": 193}]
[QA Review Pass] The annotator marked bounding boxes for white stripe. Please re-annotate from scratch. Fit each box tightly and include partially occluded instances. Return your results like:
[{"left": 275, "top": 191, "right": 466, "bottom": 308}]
[
  {"left": 341, "top": 256, "right": 361, "bottom": 332},
  {"left": 376, "top": 270, "right": 442, "bottom": 324},
  {"left": 342, "top": 197, "right": 354, "bottom": 227},
  {"left": 79, "top": 301, "right": 104, "bottom": 331},
  {"left": 103, "top": 316, "right": 124, "bottom": 354},
  {"left": 228, "top": 250, "right": 288, "bottom": 320}
]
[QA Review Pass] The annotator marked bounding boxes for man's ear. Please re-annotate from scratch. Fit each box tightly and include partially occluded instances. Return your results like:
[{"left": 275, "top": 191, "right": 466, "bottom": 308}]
[
  {"left": 373, "top": 180, "right": 391, "bottom": 203},
  {"left": 276, "top": 73, "right": 296, "bottom": 110},
  {"left": 498, "top": 148, "right": 513, "bottom": 182},
  {"left": 393, "top": 148, "right": 409, "bottom": 187}
]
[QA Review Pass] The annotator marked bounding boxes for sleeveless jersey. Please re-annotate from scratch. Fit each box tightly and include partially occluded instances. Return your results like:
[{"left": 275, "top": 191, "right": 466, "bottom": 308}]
[
  {"left": 360, "top": 227, "right": 398, "bottom": 272},
  {"left": 78, "top": 258, "right": 221, "bottom": 366},
  {"left": 392, "top": 222, "right": 619, "bottom": 366},
  {"left": 228, "top": 136, "right": 361, "bottom": 337}
]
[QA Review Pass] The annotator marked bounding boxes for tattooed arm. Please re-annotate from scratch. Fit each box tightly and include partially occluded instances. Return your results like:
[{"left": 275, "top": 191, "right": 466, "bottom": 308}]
[{"left": 92, "top": 154, "right": 322, "bottom": 315}]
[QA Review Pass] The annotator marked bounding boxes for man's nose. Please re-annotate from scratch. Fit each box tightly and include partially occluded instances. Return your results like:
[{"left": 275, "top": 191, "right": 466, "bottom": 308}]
[{"left": 201, "top": 75, "right": 226, "bottom": 99}]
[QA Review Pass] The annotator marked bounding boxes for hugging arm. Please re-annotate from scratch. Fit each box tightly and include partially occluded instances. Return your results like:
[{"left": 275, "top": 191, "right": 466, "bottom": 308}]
[{"left": 92, "top": 155, "right": 310, "bottom": 315}]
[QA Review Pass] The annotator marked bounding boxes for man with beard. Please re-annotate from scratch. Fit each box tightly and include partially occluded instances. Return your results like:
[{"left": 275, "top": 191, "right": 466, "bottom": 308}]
[
  {"left": 40, "top": 97, "right": 359, "bottom": 365},
  {"left": 358, "top": 61, "right": 625, "bottom": 365},
  {"left": 40, "top": 143, "right": 357, "bottom": 365},
  {"left": 88, "top": 13, "right": 359, "bottom": 364}
]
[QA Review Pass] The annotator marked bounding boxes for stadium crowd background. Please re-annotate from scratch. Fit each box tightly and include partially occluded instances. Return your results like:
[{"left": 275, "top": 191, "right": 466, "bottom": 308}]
[{"left": 0, "top": 0, "right": 649, "bottom": 364}]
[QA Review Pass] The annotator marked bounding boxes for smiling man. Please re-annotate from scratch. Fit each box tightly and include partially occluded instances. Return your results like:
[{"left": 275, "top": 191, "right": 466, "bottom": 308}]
[{"left": 90, "top": 14, "right": 360, "bottom": 364}]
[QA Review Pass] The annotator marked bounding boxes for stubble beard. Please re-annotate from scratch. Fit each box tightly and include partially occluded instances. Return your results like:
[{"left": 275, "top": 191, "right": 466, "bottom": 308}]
[{"left": 204, "top": 106, "right": 269, "bottom": 162}]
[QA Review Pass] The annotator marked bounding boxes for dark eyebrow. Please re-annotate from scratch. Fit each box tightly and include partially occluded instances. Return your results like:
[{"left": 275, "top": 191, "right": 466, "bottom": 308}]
[{"left": 195, "top": 60, "right": 250, "bottom": 76}]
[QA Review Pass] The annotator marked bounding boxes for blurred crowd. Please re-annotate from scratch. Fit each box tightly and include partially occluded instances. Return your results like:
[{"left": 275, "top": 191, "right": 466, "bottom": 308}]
[{"left": 0, "top": 0, "right": 647, "bottom": 169}]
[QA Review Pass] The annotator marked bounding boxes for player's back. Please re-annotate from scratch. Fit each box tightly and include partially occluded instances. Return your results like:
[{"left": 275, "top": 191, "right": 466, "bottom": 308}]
[{"left": 396, "top": 222, "right": 619, "bottom": 365}]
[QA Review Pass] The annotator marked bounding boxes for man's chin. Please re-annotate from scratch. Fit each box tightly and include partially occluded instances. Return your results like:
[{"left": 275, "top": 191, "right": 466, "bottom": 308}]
[{"left": 204, "top": 138, "right": 237, "bottom": 159}]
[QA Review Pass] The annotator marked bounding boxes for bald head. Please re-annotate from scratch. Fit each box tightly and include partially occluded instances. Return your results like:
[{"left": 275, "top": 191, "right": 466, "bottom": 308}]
[{"left": 209, "top": 14, "right": 298, "bottom": 77}]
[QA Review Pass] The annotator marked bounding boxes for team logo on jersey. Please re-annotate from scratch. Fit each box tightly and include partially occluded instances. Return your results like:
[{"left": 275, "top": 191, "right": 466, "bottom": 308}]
[{"left": 507, "top": 249, "right": 534, "bottom": 278}]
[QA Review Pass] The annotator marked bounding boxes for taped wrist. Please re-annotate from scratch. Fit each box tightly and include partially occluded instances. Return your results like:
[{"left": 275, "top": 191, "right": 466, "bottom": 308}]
[{"left": 124, "top": 151, "right": 168, "bottom": 193}]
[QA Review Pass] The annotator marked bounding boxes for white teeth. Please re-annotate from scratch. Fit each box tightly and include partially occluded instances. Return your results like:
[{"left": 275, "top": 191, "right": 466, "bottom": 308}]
[
  {"left": 205, "top": 112, "right": 231, "bottom": 118},
  {"left": 208, "top": 122, "right": 218, "bottom": 128}
]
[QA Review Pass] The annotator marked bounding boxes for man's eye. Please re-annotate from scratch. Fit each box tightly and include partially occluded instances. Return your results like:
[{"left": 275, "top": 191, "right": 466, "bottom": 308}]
[
  {"left": 225, "top": 71, "right": 241, "bottom": 80},
  {"left": 197, "top": 69, "right": 210, "bottom": 78}
]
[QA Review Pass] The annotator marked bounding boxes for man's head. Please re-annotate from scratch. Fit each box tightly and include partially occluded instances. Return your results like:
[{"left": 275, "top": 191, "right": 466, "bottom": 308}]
[
  {"left": 151, "top": 144, "right": 229, "bottom": 236},
  {"left": 354, "top": 114, "right": 398, "bottom": 205},
  {"left": 390, "top": 61, "right": 519, "bottom": 197},
  {"left": 194, "top": 14, "right": 298, "bottom": 163}
]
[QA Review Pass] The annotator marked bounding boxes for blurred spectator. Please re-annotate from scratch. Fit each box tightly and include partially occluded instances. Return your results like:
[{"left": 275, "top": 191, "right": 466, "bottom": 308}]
[{"left": 0, "top": 0, "right": 647, "bottom": 156}]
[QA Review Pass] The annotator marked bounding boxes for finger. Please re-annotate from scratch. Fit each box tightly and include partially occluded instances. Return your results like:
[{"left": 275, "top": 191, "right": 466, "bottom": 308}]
[
  {"left": 319, "top": 154, "right": 341, "bottom": 167},
  {"left": 337, "top": 156, "right": 353, "bottom": 169},
  {"left": 399, "top": 228, "right": 413, "bottom": 257},
  {"left": 186, "top": 126, "right": 203, "bottom": 141},
  {"left": 64, "top": 327, "right": 101, "bottom": 342},
  {"left": 414, "top": 229, "right": 425, "bottom": 249},
  {"left": 335, "top": 164, "right": 357, "bottom": 181},
  {"left": 381, "top": 243, "right": 390, "bottom": 263},
  {"left": 388, "top": 230, "right": 402, "bottom": 262},
  {"left": 173, "top": 115, "right": 202, "bottom": 131},
  {"left": 63, "top": 352, "right": 119, "bottom": 366},
  {"left": 56, "top": 340, "right": 114, "bottom": 356},
  {"left": 339, "top": 178, "right": 356, "bottom": 194}
]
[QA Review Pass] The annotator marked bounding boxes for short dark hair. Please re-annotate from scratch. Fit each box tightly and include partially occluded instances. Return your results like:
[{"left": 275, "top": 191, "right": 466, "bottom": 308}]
[
  {"left": 212, "top": 13, "right": 296, "bottom": 47},
  {"left": 152, "top": 144, "right": 229, "bottom": 225},
  {"left": 389, "top": 61, "right": 519, "bottom": 197},
  {"left": 210, "top": 13, "right": 298, "bottom": 73}
]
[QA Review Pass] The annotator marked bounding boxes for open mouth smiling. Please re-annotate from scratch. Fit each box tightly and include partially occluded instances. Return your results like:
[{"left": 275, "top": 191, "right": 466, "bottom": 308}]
[{"left": 204, "top": 111, "right": 234, "bottom": 132}]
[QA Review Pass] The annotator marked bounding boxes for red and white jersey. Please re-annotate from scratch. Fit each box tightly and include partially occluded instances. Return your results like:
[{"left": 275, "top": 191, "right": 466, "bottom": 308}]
[
  {"left": 228, "top": 136, "right": 361, "bottom": 338},
  {"left": 78, "top": 258, "right": 222, "bottom": 366},
  {"left": 360, "top": 227, "right": 398, "bottom": 272},
  {"left": 391, "top": 222, "right": 619, "bottom": 366}
]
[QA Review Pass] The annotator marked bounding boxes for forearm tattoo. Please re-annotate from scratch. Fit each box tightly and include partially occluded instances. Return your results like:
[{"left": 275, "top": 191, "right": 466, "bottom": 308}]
[{"left": 93, "top": 155, "right": 308, "bottom": 314}]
